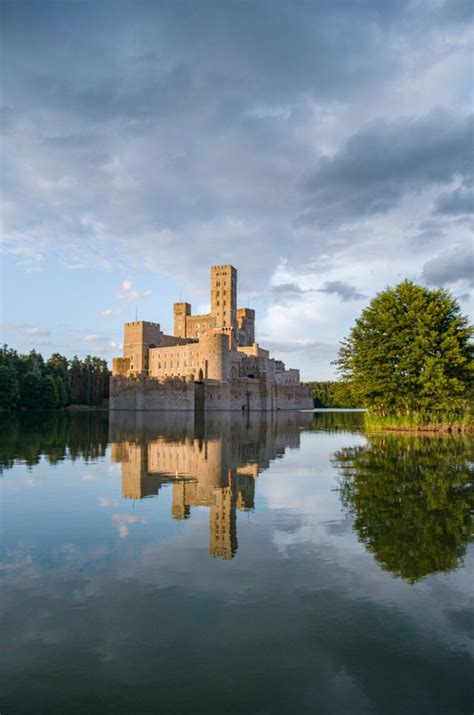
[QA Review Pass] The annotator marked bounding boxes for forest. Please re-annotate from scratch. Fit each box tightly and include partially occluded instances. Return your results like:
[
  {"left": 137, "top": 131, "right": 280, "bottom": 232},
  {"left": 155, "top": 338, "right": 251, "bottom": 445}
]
[
  {"left": 302, "top": 380, "right": 363, "bottom": 408},
  {"left": 0, "top": 345, "right": 110, "bottom": 410}
]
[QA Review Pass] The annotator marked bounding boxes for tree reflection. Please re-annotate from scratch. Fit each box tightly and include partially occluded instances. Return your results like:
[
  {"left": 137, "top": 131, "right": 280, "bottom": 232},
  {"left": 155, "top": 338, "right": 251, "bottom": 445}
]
[
  {"left": 334, "top": 435, "right": 474, "bottom": 583},
  {"left": 0, "top": 411, "right": 109, "bottom": 471}
]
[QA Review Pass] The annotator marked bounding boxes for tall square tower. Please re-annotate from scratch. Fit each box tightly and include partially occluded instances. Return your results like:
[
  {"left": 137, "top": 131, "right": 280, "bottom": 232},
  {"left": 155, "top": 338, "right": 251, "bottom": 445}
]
[
  {"left": 123, "top": 321, "right": 162, "bottom": 375},
  {"left": 210, "top": 265, "right": 237, "bottom": 329}
]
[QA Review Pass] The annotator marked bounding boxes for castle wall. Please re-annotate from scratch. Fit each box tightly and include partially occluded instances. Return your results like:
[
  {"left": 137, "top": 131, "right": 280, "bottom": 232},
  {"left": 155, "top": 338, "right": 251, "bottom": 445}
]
[
  {"left": 112, "top": 357, "right": 130, "bottom": 376},
  {"left": 109, "top": 376, "right": 195, "bottom": 411},
  {"left": 148, "top": 332, "right": 229, "bottom": 382},
  {"left": 184, "top": 314, "right": 215, "bottom": 339},
  {"left": 110, "top": 375, "right": 313, "bottom": 412},
  {"left": 120, "top": 321, "right": 192, "bottom": 376},
  {"left": 275, "top": 368, "right": 300, "bottom": 386}
]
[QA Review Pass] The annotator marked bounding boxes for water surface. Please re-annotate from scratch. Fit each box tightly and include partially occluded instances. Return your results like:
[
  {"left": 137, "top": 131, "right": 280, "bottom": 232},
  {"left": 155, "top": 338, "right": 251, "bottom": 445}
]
[{"left": 1, "top": 410, "right": 473, "bottom": 714}]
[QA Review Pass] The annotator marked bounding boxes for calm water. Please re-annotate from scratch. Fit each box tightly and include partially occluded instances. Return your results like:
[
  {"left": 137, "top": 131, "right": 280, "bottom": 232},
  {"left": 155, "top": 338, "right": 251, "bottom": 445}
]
[{"left": 1, "top": 410, "right": 473, "bottom": 715}]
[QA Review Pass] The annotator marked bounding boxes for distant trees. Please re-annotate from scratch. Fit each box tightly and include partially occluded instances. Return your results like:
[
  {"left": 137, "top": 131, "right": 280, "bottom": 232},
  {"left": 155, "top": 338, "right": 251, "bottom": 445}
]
[
  {"left": 302, "top": 380, "right": 364, "bottom": 408},
  {"left": 0, "top": 365, "right": 20, "bottom": 409},
  {"left": 335, "top": 281, "right": 473, "bottom": 419},
  {"left": 0, "top": 346, "right": 110, "bottom": 410}
]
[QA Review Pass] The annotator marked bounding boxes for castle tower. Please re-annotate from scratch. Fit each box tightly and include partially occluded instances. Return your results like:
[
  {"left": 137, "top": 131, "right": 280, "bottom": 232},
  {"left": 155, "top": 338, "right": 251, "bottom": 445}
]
[
  {"left": 210, "top": 265, "right": 237, "bottom": 330},
  {"left": 173, "top": 302, "right": 191, "bottom": 338},
  {"left": 123, "top": 321, "right": 163, "bottom": 375},
  {"left": 236, "top": 307, "right": 255, "bottom": 346}
]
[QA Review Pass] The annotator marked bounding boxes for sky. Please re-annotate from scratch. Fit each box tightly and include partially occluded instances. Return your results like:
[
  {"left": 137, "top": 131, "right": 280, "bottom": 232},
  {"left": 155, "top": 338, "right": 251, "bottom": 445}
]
[{"left": 1, "top": 0, "right": 473, "bottom": 379}]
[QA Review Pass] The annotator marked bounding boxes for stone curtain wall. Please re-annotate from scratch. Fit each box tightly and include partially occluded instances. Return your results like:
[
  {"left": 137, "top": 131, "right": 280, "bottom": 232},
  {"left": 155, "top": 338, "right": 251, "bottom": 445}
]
[
  {"left": 110, "top": 376, "right": 313, "bottom": 412},
  {"left": 109, "top": 376, "right": 195, "bottom": 411}
]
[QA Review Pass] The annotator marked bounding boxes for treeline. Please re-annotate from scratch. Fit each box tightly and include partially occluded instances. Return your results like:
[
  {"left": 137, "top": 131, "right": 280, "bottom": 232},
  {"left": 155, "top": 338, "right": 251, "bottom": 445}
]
[
  {"left": 302, "top": 381, "right": 364, "bottom": 408},
  {"left": 0, "top": 345, "right": 110, "bottom": 410}
]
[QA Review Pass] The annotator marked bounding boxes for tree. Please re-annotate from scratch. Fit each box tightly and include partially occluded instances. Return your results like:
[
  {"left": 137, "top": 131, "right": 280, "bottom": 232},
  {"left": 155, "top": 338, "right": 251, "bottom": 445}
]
[
  {"left": 21, "top": 371, "right": 45, "bottom": 409},
  {"left": 55, "top": 376, "right": 68, "bottom": 407},
  {"left": 336, "top": 281, "right": 473, "bottom": 416},
  {"left": 0, "top": 365, "right": 20, "bottom": 409},
  {"left": 41, "top": 375, "right": 59, "bottom": 408},
  {"left": 46, "top": 353, "right": 69, "bottom": 379},
  {"left": 0, "top": 345, "right": 110, "bottom": 409}
]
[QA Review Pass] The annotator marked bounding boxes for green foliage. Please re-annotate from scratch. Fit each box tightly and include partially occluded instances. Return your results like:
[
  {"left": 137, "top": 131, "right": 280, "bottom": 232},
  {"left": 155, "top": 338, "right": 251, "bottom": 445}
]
[
  {"left": 365, "top": 411, "right": 473, "bottom": 433},
  {"left": 0, "top": 365, "right": 20, "bottom": 409},
  {"left": 0, "top": 344, "right": 110, "bottom": 410},
  {"left": 41, "top": 375, "right": 59, "bottom": 408},
  {"left": 302, "top": 380, "right": 364, "bottom": 408},
  {"left": 21, "top": 372, "right": 44, "bottom": 409},
  {"left": 334, "top": 434, "right": 474, "bottom": 582},
  {"left": 336, "top": 281, "right": 474, "bottom": 418},
  {"left": 55, "top": 377, "right": 68, "bottom": 408}
]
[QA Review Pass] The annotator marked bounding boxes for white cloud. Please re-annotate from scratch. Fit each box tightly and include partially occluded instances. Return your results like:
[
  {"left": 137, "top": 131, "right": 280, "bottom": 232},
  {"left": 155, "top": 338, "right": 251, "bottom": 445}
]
[
  {"left": 83, "top": 334, "right": 121, "bottom": 353},
  {"left": 116, "top": 279, "right": 152, "bottom": 300},
  {"left": 5, "top": 322, "right": 51, "bottom": 337}
]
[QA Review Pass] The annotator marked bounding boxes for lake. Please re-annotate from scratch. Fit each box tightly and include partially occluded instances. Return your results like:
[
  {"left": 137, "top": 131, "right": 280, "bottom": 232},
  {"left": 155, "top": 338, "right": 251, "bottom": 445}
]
[{"left": 1, "top": 410, "right": 473, "bottom": 714}]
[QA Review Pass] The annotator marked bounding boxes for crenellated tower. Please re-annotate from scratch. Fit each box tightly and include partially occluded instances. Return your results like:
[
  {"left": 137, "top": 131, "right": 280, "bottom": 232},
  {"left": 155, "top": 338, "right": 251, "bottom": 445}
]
[{"left": 210, "top": 265, "right": 237, "bottom": 331}]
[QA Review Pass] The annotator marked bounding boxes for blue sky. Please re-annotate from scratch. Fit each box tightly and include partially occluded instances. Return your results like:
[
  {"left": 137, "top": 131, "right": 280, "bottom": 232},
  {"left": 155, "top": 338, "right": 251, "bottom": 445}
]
[{"left": 1, "top": 0, "right": 472, "bottom": 379}]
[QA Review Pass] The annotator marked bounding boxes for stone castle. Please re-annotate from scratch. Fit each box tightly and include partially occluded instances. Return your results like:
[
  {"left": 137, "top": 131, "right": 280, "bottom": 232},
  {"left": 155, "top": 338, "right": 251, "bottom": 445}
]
[{"left": 110, "top": 264, "right": 312, "bottom": 411}]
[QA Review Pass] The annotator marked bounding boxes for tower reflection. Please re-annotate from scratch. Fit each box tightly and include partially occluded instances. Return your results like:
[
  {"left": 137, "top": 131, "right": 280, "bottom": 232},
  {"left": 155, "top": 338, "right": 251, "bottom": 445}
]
[{"left": 109, "top": 411, "right": 313, "bottom": 559}]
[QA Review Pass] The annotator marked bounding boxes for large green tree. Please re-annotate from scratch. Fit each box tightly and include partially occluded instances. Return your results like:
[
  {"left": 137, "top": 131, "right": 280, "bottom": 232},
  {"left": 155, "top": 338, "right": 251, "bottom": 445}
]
[{"left": 336, "top": 281, "right": 473, "bottom": 416}]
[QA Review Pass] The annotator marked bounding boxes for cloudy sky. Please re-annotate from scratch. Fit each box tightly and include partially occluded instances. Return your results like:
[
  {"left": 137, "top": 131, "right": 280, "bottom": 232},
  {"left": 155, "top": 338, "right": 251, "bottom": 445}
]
[{"left": 1, "top": 0, "right": 472, "bottom": 379}]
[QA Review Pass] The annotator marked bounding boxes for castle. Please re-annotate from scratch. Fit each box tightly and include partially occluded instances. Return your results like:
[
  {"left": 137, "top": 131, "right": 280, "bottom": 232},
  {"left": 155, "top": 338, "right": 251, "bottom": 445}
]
[{"left": 110, "top": 264, "right": 313, "bottom": 411}]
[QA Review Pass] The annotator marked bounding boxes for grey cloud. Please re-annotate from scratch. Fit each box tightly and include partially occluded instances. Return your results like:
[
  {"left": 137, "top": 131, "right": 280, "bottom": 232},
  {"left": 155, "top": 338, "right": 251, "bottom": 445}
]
[
  {"left": 319, "top": 281, "right": 367, "bottom": 301},
  {"left": 421, "top": 244, "right": 474, "bottom": 287},
  {"left": 301, "top": 110, "right": 473, "bottom": 226},
  {"left": 437, "top": 0, "right": 474, "bottom": 23},
  {"left": 271, "top": 283, "right": 304, "bottom": 295},
  {"left": 410, "top": 220, "right": 446, "bottom": 246},
  {"left": 433, "top": 185, "right": 474, "bottom": 216},
  {"left": 1, "top": 0, "right": 472, "bottom": 313}
]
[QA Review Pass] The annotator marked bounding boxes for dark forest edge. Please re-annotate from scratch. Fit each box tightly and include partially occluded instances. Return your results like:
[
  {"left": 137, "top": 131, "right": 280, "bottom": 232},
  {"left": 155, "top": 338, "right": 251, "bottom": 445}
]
[{"left": 0, "top": 346, "right": 110, "bottom": 410}]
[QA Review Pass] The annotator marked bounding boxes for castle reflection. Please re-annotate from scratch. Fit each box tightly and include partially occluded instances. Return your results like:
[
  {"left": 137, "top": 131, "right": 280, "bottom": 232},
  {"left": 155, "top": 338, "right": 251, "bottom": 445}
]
[{"left": 109, "top": 411, "right": 313, "bottom": 559}]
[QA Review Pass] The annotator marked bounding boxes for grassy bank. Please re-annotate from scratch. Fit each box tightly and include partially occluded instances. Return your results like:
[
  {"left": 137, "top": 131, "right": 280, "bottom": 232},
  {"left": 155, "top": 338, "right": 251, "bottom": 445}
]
[{"left": 365, "top": 411, "right": 474, "bottom": 434}]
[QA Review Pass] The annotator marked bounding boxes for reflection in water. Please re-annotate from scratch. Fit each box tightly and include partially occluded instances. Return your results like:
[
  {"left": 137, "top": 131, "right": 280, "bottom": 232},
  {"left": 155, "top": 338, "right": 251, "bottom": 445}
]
[
  {"left": 335, "top": 434, "right": 474, "bottom": 583},
  {"left": 0, "top": 410, "right": 109, "bottom": 471},
  {"left": 109, "top": 411, "right": 314, "bottom": 559},
  {"left": 1, "top": 411, "right": 473, "bottom": 714}
]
